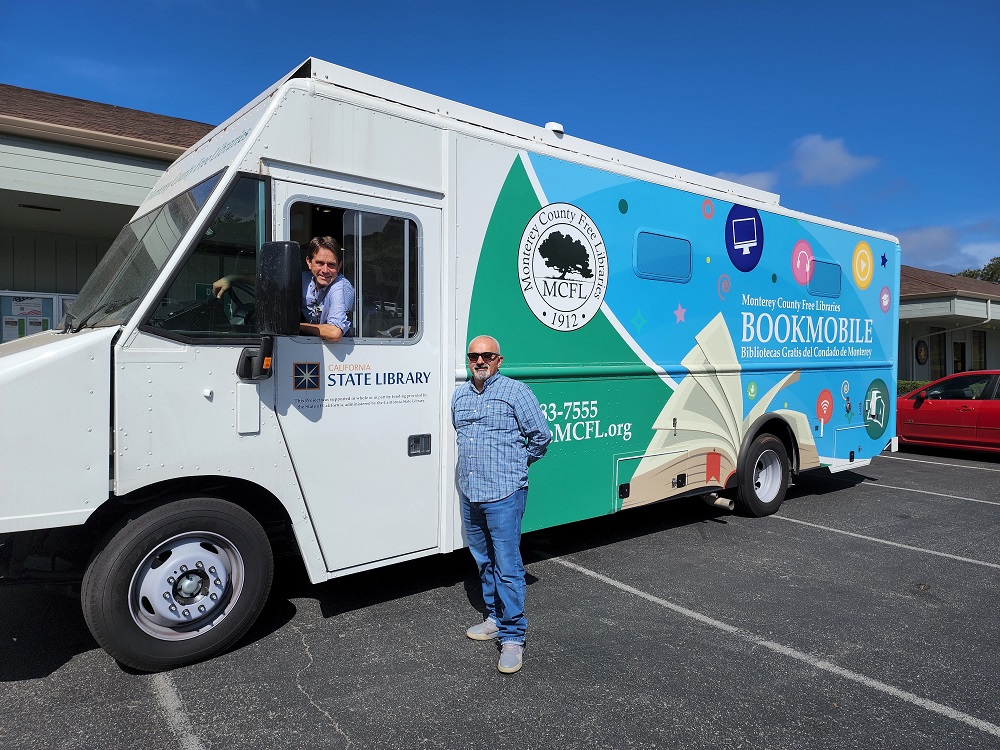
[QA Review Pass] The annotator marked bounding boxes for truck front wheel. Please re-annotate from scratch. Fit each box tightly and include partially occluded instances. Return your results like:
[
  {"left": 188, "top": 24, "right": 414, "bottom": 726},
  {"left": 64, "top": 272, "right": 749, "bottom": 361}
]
[
  {"left": 736, "top": 434, "right": 790, "bottom": 517},
  {"left": 81, "top": 497, "right": 273, "bottom": 672}
]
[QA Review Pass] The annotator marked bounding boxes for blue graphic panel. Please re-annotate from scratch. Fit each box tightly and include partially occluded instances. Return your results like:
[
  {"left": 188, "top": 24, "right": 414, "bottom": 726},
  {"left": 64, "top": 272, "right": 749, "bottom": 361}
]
[{"left": 525, "top": 152, "right": 900, "bottom": 463}]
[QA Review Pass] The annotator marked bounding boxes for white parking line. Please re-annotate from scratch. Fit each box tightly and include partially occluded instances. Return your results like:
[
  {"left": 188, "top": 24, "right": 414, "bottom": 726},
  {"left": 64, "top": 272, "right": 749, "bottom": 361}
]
[
  {"left": 151, "top": 673, "right": 205, "bottom": 750},
  {"left": 864, "top": 482, "right": 1000, "bottom": 507},
  {"left": 817, "top": 473, "right": 1000, "bottom": 507},
  {"left": 883, "top": 455, "right": 1000, "bottom": 473},
  {"left": 771, "top": 516, "right": 1000, "bottom": 570},
  {"left": 550, "top": 556, "right": 1000, "bottom": 739}
]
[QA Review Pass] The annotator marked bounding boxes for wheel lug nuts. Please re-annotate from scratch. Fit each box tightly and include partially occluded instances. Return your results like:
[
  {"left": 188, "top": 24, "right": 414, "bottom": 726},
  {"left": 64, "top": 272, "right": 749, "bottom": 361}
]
[
  {"left": 167, "top": 577, "right": 175, "bottom": 584},
  {"left": 198, "top": 605, "right": 206, "bottom": 613},
  {"left": 182, "top": 609, "right": 190, "bottom": 617},
  {"left": 179, "top": 565, "right": 188, "bottom": 572},
  {"left": 162, "top": 592, "right": 171, "bottom": 599},
  {"left": 196, "top": 561, "right": 204, "bottom": 569},
  {"left": 208, "top": 566, "right": 217, "bottom": 574},
  {"left": 214, "top": 579, "right": 221, "bottom": 587},
  {"left": 169, "top": 604, "right": 177, "bottom": 612}
]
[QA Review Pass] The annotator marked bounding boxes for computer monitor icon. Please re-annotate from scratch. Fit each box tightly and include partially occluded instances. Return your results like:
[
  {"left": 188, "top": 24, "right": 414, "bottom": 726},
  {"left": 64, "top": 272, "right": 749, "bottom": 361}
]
[{"left": 732, "top": 217, "right": 758, "bottom": 255}]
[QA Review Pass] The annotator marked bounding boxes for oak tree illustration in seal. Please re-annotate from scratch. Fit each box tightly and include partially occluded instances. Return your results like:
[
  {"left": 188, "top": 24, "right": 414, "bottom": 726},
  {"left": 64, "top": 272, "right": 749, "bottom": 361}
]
[{"left": 518, "top": 203, "right": 608, "bottom": 331}]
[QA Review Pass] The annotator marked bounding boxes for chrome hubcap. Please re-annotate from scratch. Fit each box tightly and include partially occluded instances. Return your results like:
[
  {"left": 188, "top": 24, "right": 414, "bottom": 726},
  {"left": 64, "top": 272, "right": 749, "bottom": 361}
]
[
  {"left": 130, "top": 532, "right": 244, "bottom": 640},
  {"left": 752, "top": 449, "right": 782, "bottom": 504}
]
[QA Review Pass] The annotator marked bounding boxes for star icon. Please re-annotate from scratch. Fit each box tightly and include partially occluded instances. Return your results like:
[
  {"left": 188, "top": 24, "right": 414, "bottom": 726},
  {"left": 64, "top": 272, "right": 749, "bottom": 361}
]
[
  {"left": 294, "top": 362, "right": 321, "bottom": 390},
  {"left": 881, "top": 253, "right": 888, "bottom": 268},
  {"left": 674, "top": 303, "right": 686, "bottom": 323}
]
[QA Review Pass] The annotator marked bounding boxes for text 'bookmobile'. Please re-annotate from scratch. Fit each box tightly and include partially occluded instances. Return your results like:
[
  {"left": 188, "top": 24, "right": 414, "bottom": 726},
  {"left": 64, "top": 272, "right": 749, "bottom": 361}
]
[{"left": 0, "top": 59, "right": 900, "bottom": 670}]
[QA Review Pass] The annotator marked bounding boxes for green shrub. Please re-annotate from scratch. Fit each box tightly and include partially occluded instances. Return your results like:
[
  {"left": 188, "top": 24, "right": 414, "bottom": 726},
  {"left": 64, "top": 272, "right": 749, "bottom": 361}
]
[{"left": 897, "top": 380, "right": 930, "bottom": 396}]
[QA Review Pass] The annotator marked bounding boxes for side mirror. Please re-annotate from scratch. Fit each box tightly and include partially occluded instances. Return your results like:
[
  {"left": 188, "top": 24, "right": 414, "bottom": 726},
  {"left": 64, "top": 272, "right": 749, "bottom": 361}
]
[
  {"left": 916, "top": 390, "right": 927, "bottom": 400},
  {"left": 257, "top": 241, "right": 301, "bottom": 336}
]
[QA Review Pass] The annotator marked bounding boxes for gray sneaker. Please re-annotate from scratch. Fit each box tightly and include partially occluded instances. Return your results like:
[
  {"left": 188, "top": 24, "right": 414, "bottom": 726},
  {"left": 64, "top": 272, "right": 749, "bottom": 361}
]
[
  {"left": 466, "top": 618, "right": 499, "bottom": 641},
  {"left": 497, "top": 642, "right": 524, "bottom": 674}
]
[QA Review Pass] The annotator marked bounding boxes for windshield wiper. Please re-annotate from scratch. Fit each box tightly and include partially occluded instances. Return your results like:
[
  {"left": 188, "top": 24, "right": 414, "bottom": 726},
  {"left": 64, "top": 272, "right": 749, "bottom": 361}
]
[{"left": 71, "top": 296, "right": 140, "bottom": 333}]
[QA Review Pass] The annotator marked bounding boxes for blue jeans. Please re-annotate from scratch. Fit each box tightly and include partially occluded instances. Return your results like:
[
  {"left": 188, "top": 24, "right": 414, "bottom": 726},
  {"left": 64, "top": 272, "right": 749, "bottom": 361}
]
[{"left": 461, "top": 488, "right": 528, "bottom": 645}]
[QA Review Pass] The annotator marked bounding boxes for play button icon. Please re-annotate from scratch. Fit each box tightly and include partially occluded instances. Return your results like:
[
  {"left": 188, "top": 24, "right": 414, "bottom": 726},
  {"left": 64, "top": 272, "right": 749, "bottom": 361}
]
[{"left": 853, "top": 241, "right": 874, "bottom": 289}]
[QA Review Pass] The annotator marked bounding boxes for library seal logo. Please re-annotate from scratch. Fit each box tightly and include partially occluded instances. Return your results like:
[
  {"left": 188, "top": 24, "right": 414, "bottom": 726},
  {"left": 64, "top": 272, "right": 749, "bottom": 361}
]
[{"left": 518, "top": 203, "right": 608, "bottom": 332}]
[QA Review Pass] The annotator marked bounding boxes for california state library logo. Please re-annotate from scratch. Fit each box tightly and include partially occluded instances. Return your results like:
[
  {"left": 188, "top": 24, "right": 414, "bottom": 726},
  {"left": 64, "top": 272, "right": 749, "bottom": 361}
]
[
  {"left": 293, "top": 362, "right": 321, "bottom": 390},
  {"left": 518, "top": 203, "right": 608, "bottom": 331}
]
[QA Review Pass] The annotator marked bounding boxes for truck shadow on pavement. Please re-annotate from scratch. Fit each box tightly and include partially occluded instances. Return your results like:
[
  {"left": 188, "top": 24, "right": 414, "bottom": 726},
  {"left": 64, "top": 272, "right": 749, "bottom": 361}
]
[
  {"left": 0, "top": 581, "right": 96, "bottom": 681},
  {"left": 0, "top": 579, "right": 301, "bottom": 682},
  {"left": 2, "top": 489, "right": 836, "bottom": 681},
  {"left": 254, "top": 495, "right": 740, "bottom": 634}
]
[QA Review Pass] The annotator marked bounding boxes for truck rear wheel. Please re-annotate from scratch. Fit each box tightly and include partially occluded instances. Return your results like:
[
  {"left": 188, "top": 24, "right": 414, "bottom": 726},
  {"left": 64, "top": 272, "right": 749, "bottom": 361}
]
[
  {"left": 736, "top": 434, "right": 789, "bottom": 517},
  {"left": 81, "top": 497, "right": 273, "bottom": 672}
]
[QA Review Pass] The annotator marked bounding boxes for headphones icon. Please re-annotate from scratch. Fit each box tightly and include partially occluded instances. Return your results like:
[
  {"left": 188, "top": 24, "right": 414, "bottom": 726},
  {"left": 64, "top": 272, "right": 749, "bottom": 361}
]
[{"left": 795, "top": 248, "right": 812, "bottom": 273}]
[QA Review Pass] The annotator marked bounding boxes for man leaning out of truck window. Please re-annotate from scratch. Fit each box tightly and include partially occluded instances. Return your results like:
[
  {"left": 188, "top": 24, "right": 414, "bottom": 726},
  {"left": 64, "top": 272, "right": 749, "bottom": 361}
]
[
  {"left": 213, "top": 235, "right": 355, "bottom": 342},
  {"left": 298, "top": 236, "right": 355, "bottom": 342}
]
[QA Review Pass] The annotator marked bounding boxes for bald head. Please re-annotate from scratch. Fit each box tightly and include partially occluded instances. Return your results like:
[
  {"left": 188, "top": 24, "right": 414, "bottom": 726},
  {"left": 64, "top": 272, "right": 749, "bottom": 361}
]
[
  {"left": 467, "top": 334, "right": 503, "bottom": 389},
  {"left": 469, "top": 335, "right": 501, "bottom": 354}
]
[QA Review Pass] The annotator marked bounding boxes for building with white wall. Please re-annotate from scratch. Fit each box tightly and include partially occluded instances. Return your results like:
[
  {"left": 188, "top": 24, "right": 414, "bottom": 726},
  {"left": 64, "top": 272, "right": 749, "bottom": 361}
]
[
  {"left": 0, "top": 84, "right": 210, "bottom": 337},
  {"left": 899, "top": 265, "right": 1000, "bottom": 382}
]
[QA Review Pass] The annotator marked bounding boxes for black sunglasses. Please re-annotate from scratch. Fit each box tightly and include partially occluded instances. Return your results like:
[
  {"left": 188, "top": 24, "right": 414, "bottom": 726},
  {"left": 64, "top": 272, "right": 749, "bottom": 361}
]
[{"left": 467, "top": 352, "right": 500, "bottom": 363}]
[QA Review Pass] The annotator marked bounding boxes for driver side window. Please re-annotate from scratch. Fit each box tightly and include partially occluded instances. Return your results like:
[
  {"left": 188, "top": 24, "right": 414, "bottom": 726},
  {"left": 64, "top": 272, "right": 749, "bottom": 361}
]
[
  {"left": 290, "top": 200, "right": 420, "bottom": 341},
  {"left": 145, "top": 175, "right": 266, "bottom": 339},
  {"left": 926, "top": 374, "right": 993, "bottom": 400}
]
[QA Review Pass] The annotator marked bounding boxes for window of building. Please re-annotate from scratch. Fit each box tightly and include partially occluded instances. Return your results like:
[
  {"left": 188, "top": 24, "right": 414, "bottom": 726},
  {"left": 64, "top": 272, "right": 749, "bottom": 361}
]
[
  {"left": 145, "top": 175, "right": 265, "bottom": 340},
  {"left": 290, "top": 201, "right": 420, "bottom": 341},
  {"left": 972, "top": 330, "right": 986, "bottom": 370},
  {"left": 633, "top": 231, "right": 691, "bottom": 282},
  {"left": 929, "top": 326, "right": 946, "bottom": 380},
  {"left": 954, "top": 341, "right": 967, "bottom": 373}
]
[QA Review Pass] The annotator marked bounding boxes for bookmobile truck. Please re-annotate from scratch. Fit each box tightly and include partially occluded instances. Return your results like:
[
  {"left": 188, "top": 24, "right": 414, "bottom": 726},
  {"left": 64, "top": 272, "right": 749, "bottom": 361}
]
[{"left": 0, "top": 59, "right": 900, "bottom": 671}]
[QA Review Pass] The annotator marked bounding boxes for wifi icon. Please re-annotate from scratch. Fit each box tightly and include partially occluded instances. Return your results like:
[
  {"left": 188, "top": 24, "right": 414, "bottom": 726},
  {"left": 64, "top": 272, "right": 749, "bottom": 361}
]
[{"left": 816, "top": 388, "right": 835, "bottom": 426}]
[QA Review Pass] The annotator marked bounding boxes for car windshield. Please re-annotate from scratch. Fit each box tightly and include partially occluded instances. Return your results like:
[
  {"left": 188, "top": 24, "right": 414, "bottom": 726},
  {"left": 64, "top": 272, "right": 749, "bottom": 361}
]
[{"left": 63, "top": 173, "right": 224, "bottom": 332}]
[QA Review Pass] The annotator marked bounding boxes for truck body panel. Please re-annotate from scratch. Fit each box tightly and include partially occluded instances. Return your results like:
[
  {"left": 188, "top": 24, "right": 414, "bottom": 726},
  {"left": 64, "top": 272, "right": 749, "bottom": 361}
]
[{"left": 0, "top": 327, "right": 113, "bottom": 532}]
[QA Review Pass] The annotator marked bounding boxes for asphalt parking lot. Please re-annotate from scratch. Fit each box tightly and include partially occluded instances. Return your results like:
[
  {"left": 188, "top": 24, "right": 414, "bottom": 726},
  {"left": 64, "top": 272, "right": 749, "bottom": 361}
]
[{"left": 2, "top": 447, "right": 999, "bottom": 750}]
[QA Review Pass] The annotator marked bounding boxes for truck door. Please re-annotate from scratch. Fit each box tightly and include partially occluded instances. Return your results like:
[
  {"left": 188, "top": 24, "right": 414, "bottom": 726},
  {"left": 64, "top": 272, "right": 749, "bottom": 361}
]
[{"left": 272, "top": 183, "right": 442, "bottom": 572}]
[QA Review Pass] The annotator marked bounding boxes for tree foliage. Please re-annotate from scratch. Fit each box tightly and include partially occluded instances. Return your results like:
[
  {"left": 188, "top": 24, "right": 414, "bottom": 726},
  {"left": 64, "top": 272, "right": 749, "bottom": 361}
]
[
  {"left": 538, "top": 231, "right": 593, "bottom": 279},
  {"left": 957, "top": 256, "right": 1000, "bottom": 283}
]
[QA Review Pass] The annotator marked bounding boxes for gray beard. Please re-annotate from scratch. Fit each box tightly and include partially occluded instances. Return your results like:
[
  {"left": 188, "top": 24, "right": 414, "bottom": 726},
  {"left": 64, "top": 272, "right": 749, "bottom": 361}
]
[{"left": 472, "top": 368, "right": 490, "bottom": 383}]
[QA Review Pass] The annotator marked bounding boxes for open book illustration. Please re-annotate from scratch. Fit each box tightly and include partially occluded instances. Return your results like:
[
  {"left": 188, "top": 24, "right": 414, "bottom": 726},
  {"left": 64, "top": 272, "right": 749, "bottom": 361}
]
[{"left": 626, "top": 313, "right": 819, "bottom": 508}]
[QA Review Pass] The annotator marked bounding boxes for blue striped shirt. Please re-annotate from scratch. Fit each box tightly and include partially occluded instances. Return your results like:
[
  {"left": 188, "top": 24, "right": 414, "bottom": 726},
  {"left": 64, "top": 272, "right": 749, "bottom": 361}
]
[
  {"left": 302, "top": 272, "right": 355, "bottom": 334},
  {"left": 452, "top": 372, "right": 552, "bottom": 503}
]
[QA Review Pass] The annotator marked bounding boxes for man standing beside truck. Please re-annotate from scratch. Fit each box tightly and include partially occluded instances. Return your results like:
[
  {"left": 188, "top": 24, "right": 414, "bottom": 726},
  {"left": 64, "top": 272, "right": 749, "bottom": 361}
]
[{"left": 453, "top": 335, "right": 551, "bottom": 674}]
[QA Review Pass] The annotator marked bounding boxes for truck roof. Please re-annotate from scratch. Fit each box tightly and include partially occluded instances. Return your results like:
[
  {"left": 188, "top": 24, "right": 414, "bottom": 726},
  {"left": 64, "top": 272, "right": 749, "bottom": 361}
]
[
  {"left": 167, "top": 57, "right": 780, "bottom": 207},
  {"left": 140, "top": 58, "right": 898, "bottom": 244}
]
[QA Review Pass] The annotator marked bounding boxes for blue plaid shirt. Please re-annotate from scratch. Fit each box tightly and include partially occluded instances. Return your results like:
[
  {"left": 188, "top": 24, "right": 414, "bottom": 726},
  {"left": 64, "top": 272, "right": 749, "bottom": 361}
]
[{"left": 452, "top": 372, "right": 552, "bottom": 503}]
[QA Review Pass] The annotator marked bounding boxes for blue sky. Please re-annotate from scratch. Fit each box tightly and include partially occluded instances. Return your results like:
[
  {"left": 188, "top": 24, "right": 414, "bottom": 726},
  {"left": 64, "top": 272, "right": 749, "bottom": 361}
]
[{"left": 2, "top": 0, "right": 997, "bottom": 273}]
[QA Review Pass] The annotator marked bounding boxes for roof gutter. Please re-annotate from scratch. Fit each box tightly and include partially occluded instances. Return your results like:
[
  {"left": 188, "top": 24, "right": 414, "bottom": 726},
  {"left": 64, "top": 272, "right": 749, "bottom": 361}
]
[
  {"left": 900, "top": 291, "right": 1000, "bottom": 303},
  {"left": 0, "top": 114, "right": 186, "bottom": 161}
]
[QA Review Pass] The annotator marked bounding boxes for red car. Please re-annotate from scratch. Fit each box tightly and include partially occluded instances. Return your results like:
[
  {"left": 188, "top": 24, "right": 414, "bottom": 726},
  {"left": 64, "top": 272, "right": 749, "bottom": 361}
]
[{"left": 896, "top": 370, "right": 1000, "bottom": 452}]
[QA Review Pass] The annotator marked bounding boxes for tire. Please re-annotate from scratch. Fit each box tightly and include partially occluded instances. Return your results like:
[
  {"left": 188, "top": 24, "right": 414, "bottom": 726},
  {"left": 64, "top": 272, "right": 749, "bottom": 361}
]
[
  {"left": 81, "top": 497, "right": 273, "bottom": 672},
  {"left": 736, "top": 434, "right": 790, "bottom": 517}
]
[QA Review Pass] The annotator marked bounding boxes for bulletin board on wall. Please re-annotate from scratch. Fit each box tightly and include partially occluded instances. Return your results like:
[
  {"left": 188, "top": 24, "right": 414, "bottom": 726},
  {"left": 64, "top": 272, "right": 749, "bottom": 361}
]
[{"left": 0, "top": 291, "right": 71, "bottom": 341}]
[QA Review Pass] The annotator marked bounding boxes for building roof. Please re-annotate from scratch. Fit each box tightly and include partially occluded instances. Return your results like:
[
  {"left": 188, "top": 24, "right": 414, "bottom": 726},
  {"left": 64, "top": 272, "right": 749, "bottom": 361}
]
[
  {"left": 0, "top": 84, "right": 212, "bottom": 160},
  {"left": 901, "top": 265, "right": 1000, "bottom": 300}
]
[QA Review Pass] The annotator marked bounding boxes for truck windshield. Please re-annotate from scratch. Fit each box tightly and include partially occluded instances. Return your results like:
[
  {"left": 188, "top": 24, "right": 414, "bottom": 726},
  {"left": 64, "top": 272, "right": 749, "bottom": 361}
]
[{"left": 64, "top": 173, "right": 223, "bottom": 332}]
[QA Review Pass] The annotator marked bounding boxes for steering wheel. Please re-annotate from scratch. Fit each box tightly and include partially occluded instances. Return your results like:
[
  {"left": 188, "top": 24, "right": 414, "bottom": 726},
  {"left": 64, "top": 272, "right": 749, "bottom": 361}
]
[{"left": 220, "top": 280, "right": 256, "bottom": 327}]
